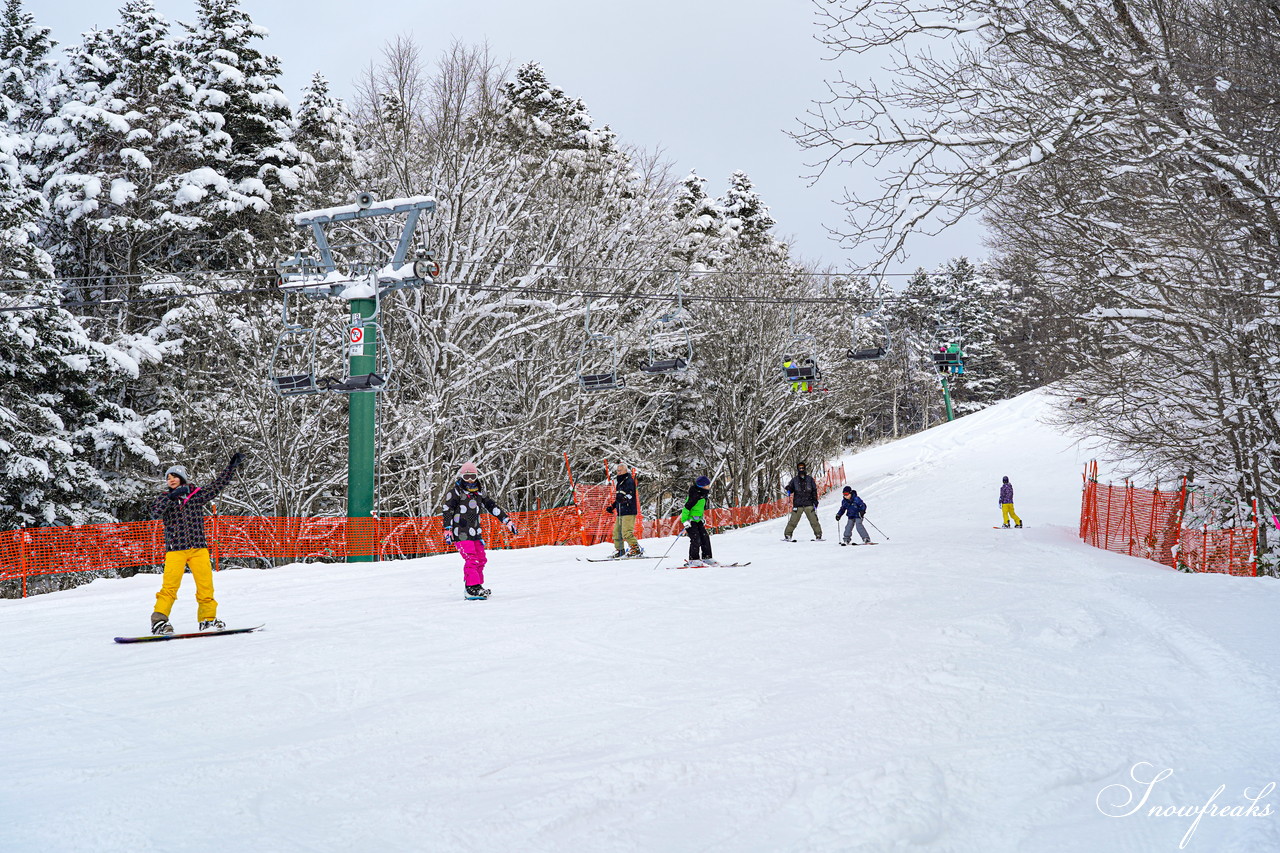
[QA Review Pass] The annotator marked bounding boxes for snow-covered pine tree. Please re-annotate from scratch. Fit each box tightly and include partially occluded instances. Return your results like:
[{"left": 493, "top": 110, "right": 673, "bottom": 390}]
[
  {"left": 0, "top": 0, "right": 54, "bottom": 133},
  {"left": 671, "top": 171, "right": 729, "bottom": 268},
  {"left": 1, "top": 73, "right": 165, "bottom": 528},
  {"left": 294, "top": 71, "right": 362, "bottom": 212},
  {"left": 175, "top": 0, "right": 303, "bottom": 266},
  {"left": 38, "top": 1, "right": 200, "bottom": 290},
  {"left": 720, "top": 170, "right": 782, "bottom": 257}
]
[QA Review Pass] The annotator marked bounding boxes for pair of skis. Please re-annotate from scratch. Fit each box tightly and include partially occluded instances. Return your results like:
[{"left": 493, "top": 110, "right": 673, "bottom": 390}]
[{"left": 668, "top": 561, "right": 752, "bottom": 569}]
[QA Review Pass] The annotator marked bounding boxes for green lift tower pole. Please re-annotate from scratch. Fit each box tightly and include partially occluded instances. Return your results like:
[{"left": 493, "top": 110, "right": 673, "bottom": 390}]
[
  {"left": 347, "top": 298, "right": 377, "bottom": 562},
  {"left": 941, "top": 375, "right": 956, "bottom": 422},
  {"left": 281, "top": 194, "right": 437, "bottom": 564}
]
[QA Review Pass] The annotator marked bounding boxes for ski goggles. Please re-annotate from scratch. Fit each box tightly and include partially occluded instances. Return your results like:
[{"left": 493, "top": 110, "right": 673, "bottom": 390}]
[{"left": 462, "top": 474, "right": 479, "bottom": 482}]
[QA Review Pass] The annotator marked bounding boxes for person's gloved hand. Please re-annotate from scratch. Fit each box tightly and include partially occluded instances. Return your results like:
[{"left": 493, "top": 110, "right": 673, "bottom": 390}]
[
  {"left": 605, "top": 503, "right": 615, "bottom": 514},
  {"left": 229, "top": 451, "right": 246, "bottom": 468},
  {"left": 504, "top": 520, "right": 518, "bottom": 535},
  {"left": 444, "top": 531, "right": 454, "bottom": 546}
]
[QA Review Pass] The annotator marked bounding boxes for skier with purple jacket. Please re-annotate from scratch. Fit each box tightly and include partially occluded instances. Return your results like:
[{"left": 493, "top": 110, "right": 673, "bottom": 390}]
[{"left": 999, "top": 476, "right": 1023, "bottom": 528}]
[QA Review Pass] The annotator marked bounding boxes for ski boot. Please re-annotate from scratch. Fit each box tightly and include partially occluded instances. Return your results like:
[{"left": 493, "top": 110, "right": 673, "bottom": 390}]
[
  {"left": 814, "top": 535, "right": 823, "bottom": 541},
  {"left": 199, "top": 619, "right": 226, "bottom": 632},
  {"left": 465, "top": 584, "right": 491, "bottom": 600},
  {"left": 685, "top": 559, "right": 706, "bottom": 568},
  {"left": 150, "top": 612, "right": 174, "bottom": 635},
  {"left": 608, "top": 549, "right": 625, "bottom": 559},
  {"left": 783, "top": 534, "right": 795, "bottom": 542},
  {"left": 1002, "top": 523, "right": 1011, "bottom": 528},
  {"left": 1015, "top": 523, "right": 1023, "bottom": 528},
  {"left": 625, "top": 546, "right": 645, "bottom": 558}
]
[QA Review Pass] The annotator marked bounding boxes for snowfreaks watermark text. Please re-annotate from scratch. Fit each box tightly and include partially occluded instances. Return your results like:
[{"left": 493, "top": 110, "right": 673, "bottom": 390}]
[{"left": 1096, "top": 762, "right": 1275, "bottom": 849}]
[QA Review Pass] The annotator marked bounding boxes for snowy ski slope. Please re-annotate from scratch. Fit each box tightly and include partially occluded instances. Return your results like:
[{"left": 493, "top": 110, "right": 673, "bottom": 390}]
[{"left": 2, "top": 388, "right": 1278, "bottom": 852}]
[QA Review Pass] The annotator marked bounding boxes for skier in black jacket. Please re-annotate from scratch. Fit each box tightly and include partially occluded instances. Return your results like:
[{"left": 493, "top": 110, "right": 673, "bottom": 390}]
[
  {"left": 604, "top": 463, "right": 643, "bottom": 558},
  {"left": 782, "top": 461, "right": 823, "bottom": 541},
  {"left": 148, "top": 452, "right": 244, "bottom": 635}
]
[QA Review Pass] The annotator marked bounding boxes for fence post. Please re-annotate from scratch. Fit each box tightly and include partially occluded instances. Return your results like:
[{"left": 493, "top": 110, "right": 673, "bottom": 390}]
[
  {"left": 20, "top": 527, "right": 28, "bottom": 599},
  {"left": 1252, "top": 498, "right": 1260, "bottom": 577},
  {"left": 1175, "top": 476, "right": 1188, "bottom": 571}
]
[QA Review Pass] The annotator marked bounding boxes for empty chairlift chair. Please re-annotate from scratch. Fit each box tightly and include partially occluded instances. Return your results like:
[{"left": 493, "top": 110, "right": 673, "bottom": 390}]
[
  {"left": 641, "top": 296, "right": 693, "bottom": 374},
  {"left": 269, "top": 293, "right": 322, "bottom": 396},
  {"left": 577, "top": 301, "right": 625, "bottom": 391}
]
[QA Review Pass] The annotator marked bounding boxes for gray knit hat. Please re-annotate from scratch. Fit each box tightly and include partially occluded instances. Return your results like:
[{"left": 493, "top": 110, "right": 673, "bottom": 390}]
[{"left": 165, "top": 465, "right": 189, "bottom": 484}]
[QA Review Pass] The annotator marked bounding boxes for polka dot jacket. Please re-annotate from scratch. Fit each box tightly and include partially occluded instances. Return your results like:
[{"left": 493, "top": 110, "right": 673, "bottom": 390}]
[
  {"left": 441, "top": 482, "right": 511, "bottom": 543},
  {"left": 149, "top": 459, "right": 241, "bottom": 551}
]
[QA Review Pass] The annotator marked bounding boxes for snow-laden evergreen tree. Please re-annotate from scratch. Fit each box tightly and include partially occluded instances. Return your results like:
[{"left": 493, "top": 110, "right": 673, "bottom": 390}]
[
  {"left": 500, "top": 61, "right": 615, "bottom": 154},
  {"left": 1, "top": 70, "right": 166, "bottom": 527},
  {"left": 175, "top": 0, "right": 303, "bottom": 265},
  {"left": 37, "top": 1, "right": 199, "bottom": 289},
  {"left": 293, "top": 71, "right": 362, "bottom": 212},
  {"left": 0, "top": 0, "right": 54, "bottom": 132},
  {"left": 720, "top": 170, "right": 781, "bottom": 257},
  {"left": 671, "top": 171, "right": 728, "bottom": 268}
]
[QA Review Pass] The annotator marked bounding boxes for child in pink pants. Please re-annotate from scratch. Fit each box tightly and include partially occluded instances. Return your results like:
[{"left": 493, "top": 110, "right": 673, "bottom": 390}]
[{"left": 441, "top": 462, "right": 518, "bottom": 599}]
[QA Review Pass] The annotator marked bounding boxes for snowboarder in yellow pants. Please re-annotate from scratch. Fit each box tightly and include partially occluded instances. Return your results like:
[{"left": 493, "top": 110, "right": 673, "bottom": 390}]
[
  {"left": 155, "top": 548, "right": 217, "bottom": 622},
  {"left": 999, "top": 475, "right": 1023, "bottom": 528}
]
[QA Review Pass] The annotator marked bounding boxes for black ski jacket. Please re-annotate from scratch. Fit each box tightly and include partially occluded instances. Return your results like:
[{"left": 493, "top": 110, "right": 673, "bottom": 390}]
[
  {"left": 784, "top": 473, "right": 820, "bottom": 508},
  {"left": 441, "top": 481, "right": 512, "bottom": 543},
  {"left": 150, "top": 459, "right": 241, "bottom": 551},
  {"left": 607, "top": 473, "right": 638, "bottom": 516}
]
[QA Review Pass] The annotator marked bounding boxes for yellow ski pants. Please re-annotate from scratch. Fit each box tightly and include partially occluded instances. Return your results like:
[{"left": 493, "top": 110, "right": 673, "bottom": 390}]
[
  {"left": 154, "top": 548, "right": 217, "bottom": 621},
  {"left": 1001, "top": 503, "right": 1022, "bottom": 526}
]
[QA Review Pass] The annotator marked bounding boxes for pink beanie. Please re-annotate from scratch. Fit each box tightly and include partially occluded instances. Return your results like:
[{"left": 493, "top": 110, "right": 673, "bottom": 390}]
[{"left": 458, "top": 462, "right": 480, "bottom": 477}]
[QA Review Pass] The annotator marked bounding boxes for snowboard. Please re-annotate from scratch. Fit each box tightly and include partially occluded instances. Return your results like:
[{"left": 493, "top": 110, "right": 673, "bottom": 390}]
[
  {"left": 993, "top": 526, "right": 1025, "bottom": 530},
  {"left": 114, "top": 624, "right": 264, "bottom": 644}
]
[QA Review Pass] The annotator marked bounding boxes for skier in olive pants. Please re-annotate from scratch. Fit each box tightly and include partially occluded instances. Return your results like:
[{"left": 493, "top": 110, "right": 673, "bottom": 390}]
[{"left": 783, "top": 461, "right": 822, "bottom": 541}]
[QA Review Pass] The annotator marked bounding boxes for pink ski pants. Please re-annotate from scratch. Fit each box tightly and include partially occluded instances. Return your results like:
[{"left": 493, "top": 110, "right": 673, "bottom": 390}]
[{"left": 455, "top": 539, "right": 487, "bottom": 586}]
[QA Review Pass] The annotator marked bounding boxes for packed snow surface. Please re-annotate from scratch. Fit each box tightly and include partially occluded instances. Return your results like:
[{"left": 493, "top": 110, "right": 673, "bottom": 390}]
[{"left": 2, "top": 389, "right": 1278, "bottom": 852}]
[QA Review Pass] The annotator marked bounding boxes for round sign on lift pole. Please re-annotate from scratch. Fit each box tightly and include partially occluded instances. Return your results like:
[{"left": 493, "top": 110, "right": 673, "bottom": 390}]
[{"left": 348, "top": 323, "right": 365, "bottom": 356}]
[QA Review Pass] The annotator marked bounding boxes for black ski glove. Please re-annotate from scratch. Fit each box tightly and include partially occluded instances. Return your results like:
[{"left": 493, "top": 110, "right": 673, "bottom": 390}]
[
  {"left": 605, "top": 503, "right": 616, "bottom": 514},
  {"left": 229, "top": 451, "right": 246, "bottom": 469}
]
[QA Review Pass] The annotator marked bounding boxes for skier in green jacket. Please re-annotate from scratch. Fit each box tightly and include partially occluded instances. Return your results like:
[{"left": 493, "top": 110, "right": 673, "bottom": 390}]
[{"left": 680, "top": 475, "right": 715, "bottom": 567}]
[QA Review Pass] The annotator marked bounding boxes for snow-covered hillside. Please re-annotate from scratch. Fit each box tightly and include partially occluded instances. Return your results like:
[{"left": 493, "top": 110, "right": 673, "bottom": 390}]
[{"left": 2, "top": 389, "right": 1278, "bottom": 852}]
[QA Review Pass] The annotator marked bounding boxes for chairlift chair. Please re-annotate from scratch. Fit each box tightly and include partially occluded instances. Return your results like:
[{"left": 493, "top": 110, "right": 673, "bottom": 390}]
[
  {"left": 846, "top": 284, "right": 890, "bottom": 362},
  {"left": 269, "top": 292, "right": 323, "bottom": 396},
  {"left": 782, "top": 305, "right": 821, "bottom": 386},
  {"left": 326, "top": 289, "right": 392, "bottom": 393},
  {"left": 641, "top": 292, "right": 693, "bottom": 374},
  {"left": 577, "top": 301, "right": 625, "bottom": 391}
]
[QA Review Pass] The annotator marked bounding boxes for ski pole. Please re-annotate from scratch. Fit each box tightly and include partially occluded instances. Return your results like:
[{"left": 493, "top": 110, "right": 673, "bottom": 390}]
[
  {"left": 863, "top": 515, "right": 890, "bottom": 541},
  {"left": 652, "top": 526, "right": 683, "bottom": 568}
]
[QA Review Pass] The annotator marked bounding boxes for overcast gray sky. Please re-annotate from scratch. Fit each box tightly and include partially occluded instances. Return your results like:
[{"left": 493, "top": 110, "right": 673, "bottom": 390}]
[{"left": 47, "top": 0, "right": 986, "bottom": 275}]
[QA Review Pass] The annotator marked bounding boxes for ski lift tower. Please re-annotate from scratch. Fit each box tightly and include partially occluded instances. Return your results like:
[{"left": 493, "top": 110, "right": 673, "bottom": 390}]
[{"left": 281, "top": 192, "right": 438, "bottom": 561}]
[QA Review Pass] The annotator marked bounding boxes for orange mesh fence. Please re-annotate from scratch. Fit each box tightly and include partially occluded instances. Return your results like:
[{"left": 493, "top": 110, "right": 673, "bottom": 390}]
[
  {"left": 1078, "top": 461, "right": 1257, "bottom": 577},
  {"left": 572, "top": 465, "right": 847, "bottom": 543},
  {"left": 1, "top": 465, "right": 846, "bottom": 596}
]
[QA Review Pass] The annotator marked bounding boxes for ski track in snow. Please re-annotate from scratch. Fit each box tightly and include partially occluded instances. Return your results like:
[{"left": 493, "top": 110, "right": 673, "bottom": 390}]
[{"left": 2, "top": 388, "right": 1279, "bottom": 852}]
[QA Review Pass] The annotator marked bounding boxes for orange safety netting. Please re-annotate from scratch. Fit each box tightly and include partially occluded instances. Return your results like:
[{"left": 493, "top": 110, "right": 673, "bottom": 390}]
[
  {"left": 1078, "top": 461, "right": 1257, "bottom": 576},
  {"left": 572, "top": 465, "right": 847, "bottom": 543},
  {"left": 1, "top": 465, "right": 846, "bottom": 597}
]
